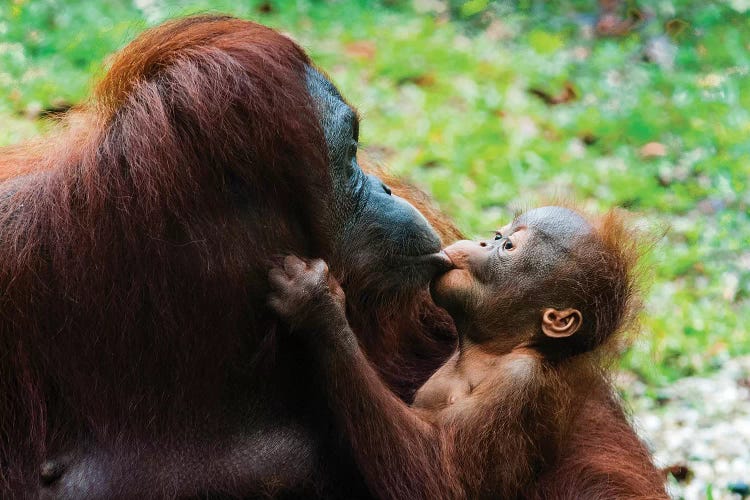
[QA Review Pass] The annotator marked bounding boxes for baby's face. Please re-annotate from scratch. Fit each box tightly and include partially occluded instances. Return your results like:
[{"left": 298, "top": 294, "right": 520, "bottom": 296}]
[
  {"left": 430, "top": 221, "right": 531, "bottom": 321},
  {"left": 431, "top": 207, "right": 591, "bottom": 331}
]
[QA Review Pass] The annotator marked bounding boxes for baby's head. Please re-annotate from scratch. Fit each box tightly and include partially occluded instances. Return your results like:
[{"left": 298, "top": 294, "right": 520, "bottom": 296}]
[{"left": 432, "top": 206, "right": 641, "bottom": 359}]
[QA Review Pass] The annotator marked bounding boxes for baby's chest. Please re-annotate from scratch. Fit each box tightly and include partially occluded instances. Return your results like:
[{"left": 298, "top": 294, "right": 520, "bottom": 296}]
[{"left": 412, "top": 369, "right": 471, "bottom": 412}]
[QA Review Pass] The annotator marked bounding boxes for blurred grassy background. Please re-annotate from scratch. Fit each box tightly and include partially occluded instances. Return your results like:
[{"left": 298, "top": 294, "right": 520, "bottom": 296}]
[{"left": 0, "top": 0, "right": 748, "bottom": 385}]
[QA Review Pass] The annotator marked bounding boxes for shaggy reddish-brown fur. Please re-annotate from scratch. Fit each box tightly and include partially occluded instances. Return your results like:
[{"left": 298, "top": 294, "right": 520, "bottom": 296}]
[
  {"left": 1, "top": 15, "right": 325, "bottom": 493},
  {"left": 531, "top": 388, "right": 667, "bottom": 499},
  {"left": 269, "top": 208, "right": 668, "bottom": 499},
  {"left": 0, "top": 16, "right": 456, "bottom": 497},
  {"left": 527, "top": 210, "right": 666, "bottom": 499}
]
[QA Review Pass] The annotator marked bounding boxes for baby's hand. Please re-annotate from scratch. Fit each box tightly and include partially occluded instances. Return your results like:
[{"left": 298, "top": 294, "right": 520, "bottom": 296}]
[{"left": 268, "top": 256, "right": 346, "bottom": 333}]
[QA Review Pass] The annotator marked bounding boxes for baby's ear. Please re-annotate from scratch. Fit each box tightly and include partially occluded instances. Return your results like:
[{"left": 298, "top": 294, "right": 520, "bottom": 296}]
[{"left": 541, "top": 308, "right": 582, "bottom": 338}]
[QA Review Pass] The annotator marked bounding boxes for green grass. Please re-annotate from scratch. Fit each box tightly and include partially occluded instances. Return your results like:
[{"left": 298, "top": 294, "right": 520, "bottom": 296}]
[{"left": 1, "top": 0, "right": 748, "bottom": 385}]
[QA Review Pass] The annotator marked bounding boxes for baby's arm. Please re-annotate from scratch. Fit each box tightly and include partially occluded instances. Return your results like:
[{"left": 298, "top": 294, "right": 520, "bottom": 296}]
[{"left": 268, "top": 256, "right": 457, "bottom": 499}]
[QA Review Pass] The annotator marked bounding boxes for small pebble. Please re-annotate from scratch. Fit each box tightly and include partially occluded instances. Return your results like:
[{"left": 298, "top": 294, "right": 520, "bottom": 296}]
[{"left": 728, "top": 481, "right": 750, "bottom": 497}]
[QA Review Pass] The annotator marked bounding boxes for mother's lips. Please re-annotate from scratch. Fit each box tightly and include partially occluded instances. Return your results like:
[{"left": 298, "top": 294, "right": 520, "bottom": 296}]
[
  {"left": 424, "top": 250, "right": 454, "bottom": 273},
  {"left": 402, "top": 251, "right": 454, "bottom": 272},
  {"left": 437, "top": 250, "right": 454, "bottom": 268}
]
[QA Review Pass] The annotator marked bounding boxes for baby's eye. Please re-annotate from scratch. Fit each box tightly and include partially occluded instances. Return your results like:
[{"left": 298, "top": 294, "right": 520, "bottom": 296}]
[
  {"left": 494, "top": 232, "right": 503, "bottom": 241},
  {"left": 503, "top": 239, "right": 514, "bottom": 251}
]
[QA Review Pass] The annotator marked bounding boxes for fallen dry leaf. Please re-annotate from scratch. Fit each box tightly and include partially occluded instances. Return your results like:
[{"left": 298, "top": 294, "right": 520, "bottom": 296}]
[
  {"left": 344, "top": 41, "right": 376, "bottom": 61},
  {"left": 528, "top": 82, "right": 577, "bottom": 106},
  {"left": 397, "top": 74, "right": 436, "bottom": 87},
  {"left": 640, "top": 142, "right": 667, "bottom": 157}
]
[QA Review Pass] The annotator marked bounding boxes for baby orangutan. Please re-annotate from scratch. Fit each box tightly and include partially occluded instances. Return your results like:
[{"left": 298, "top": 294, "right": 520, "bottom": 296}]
[{"left": 268, "top": 206, "right": 652, "bottom": 499}]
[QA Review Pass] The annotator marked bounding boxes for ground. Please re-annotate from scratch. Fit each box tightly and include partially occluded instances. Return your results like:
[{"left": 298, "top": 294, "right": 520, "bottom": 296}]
[{"left": 625, "top": 356, "right": 750, "bottom": 499}]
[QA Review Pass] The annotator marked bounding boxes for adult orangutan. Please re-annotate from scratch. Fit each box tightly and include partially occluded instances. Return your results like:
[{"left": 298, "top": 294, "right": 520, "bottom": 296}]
[
  {"left": 0, "top": 15, "right": 459, "bottom": 498},
  {"left": 269, "top": 206, "right": 668, "bottom": 499}
]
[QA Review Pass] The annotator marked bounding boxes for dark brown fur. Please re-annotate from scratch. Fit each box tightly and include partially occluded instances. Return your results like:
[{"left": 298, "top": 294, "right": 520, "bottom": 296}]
[{"left": 0, "top": 16, "right": 457, "bottom": 497}]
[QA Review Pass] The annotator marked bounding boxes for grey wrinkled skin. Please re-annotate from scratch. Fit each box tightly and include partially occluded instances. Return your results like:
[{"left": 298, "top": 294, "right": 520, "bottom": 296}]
[{"left": 306, "top": 67, "right": 446, "bottom": 297}]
